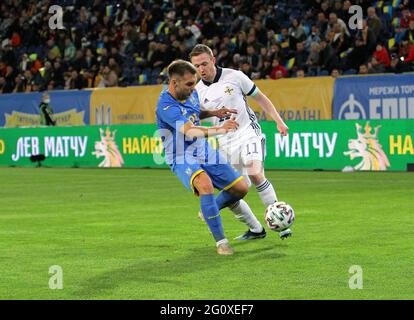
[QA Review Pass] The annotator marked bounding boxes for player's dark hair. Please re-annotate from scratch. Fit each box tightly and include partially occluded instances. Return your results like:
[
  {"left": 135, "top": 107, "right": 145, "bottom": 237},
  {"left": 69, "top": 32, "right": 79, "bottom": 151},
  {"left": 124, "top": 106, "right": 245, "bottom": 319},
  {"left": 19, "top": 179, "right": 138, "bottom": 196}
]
[
  {"left": 189, "top": 44, "right": 214, "bottom": 59},
  {"left": 167, "top": 60, "right": 197, "bottom": 79}
]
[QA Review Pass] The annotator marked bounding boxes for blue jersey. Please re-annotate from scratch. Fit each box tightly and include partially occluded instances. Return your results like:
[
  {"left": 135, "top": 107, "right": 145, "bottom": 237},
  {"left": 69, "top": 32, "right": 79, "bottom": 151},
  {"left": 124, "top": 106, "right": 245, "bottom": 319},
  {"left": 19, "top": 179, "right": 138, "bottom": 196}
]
[
  {"left": 156, "top": 89, "right": 208, "bottom": 166},
  {"left": 156, "top": 89, "right": 242, "bottom": 194}
]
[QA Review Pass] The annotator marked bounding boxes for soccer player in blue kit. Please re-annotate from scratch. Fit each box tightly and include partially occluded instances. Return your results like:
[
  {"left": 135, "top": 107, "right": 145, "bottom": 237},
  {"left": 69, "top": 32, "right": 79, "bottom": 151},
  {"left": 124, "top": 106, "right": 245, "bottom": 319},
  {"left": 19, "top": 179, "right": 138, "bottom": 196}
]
[{"left": 156, "top": 59, "right": 249, "bottom": 255}]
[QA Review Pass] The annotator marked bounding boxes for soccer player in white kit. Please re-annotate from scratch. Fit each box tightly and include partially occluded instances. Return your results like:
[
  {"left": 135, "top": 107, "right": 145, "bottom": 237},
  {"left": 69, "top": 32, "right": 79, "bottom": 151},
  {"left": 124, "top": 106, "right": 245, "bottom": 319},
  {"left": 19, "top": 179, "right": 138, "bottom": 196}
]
[{"left": 190, "top": 44, "right": 291, "bottom": 240}]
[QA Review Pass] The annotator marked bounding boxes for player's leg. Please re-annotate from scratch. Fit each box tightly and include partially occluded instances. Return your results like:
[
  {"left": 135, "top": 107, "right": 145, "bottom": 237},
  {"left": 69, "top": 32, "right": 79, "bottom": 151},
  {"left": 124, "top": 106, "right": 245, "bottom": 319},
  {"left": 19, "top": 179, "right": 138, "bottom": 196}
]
[
  {"left": 192, "top": 173, "right": 224, "bottom": 239},
  {"left": 246, "top": 159, "right": 278, "bottom": 206},
  {"left": 243, "top": 140, "right": 292, "bottom": 240},
  {"left": 225, "top": 179, "right": 267, "bottom": 240},
  {"left": 173, "top": 164, "right": 233, "bottom": 255},
  {"left": 242, "top": 136, "right": 278, "bottom": 207},
  {"left": 208, "top": 144, "right": 265, "bottom": 239},
  {"left": 203, "top": 152, "right": 265, "bottom": 239},
  {"left": 228, "top": 160, "right": 265, "bottom": 238}
]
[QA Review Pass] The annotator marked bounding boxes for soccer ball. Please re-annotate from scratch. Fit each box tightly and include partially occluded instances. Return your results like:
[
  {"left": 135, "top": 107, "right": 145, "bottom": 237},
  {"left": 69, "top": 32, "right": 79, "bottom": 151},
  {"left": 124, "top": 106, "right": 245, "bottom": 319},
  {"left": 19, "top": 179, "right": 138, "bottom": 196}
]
[{"left": 265, "top": 201, "right": 295, "bottom": 232}]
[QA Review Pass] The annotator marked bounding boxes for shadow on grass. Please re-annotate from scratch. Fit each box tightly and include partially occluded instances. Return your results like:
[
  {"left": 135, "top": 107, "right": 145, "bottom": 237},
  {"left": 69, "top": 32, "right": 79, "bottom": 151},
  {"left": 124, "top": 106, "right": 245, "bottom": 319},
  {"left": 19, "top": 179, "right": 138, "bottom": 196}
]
[{"left": 71, "top": 242, "right": 285, "bottom": 299}]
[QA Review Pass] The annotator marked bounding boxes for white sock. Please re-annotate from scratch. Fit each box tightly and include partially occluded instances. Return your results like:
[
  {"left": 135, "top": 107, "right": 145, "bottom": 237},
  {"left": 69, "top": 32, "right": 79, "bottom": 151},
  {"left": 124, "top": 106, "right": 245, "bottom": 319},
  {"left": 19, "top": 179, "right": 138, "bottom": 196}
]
[
  {"left": 216, "top": 238, "right": 229, "bottom": 247},
  {"left": 229, "top": 200, "right": 263, "bottom": 233},
  {"left": 256, "top": 179, "right": 277, "bottom": 207}
]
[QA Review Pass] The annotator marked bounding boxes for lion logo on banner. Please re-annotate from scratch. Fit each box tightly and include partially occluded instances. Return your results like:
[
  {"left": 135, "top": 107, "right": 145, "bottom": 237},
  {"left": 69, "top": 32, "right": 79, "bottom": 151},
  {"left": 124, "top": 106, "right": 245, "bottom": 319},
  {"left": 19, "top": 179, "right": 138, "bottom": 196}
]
[
  {"left": 92, "top": 128, "right": 124, "bottom": 168},
  {"left": 343, "top": 122, "right": 390, "bottom": 171}
]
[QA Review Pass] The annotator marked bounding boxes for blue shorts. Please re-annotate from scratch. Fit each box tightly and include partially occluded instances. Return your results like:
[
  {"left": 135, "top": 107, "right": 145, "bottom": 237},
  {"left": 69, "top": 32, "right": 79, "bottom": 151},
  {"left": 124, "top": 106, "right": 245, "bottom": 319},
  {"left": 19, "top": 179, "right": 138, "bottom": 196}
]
[{"left": 172, "top": 151, "right": 242, "bottom": 195}]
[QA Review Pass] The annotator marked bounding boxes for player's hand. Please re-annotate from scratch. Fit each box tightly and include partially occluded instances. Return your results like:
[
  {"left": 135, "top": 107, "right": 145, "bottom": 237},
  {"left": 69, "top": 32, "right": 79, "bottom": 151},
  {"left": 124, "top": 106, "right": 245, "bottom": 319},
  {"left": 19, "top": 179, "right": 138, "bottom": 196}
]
[
  {"left": 214, "top": 108, "right": 238, "bottom": 118},
  {"left": 221, "top": 117, "right": 239, "bottom": 132},
  {"left": 277, "top": 121, "right": 289, "bottom": 136}
]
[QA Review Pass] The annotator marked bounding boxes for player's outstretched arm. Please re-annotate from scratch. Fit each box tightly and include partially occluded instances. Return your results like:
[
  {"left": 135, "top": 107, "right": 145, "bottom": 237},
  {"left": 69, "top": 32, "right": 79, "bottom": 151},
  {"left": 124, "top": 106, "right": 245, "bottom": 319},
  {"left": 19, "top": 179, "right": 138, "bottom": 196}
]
[
  {"left": 252, "top": 91, "right": 289, "bottom": 136},
  {"left": 180, "top": 118, "right": 239, "bottom": 138},
  {"left": 199, "top": 108, "right": 238, "bottom": 119}
]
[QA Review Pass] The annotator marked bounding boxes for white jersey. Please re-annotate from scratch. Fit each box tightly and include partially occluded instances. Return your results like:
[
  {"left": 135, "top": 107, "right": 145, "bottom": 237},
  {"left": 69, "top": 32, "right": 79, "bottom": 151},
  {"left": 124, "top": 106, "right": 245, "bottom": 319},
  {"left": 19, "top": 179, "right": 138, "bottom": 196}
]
[{"left": 196, "top": 67, "right": 261, "bottom": 147}]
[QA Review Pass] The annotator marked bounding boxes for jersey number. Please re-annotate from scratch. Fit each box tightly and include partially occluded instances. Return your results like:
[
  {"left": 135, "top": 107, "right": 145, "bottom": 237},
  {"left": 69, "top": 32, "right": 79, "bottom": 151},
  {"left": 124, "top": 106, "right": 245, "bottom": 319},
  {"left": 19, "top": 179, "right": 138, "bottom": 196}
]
[
  {"left": 217, "top": 107, "right": 231, "bottom": 123},
  {"left": 246, "top": 143, "right": 258, "bottom": 155}
]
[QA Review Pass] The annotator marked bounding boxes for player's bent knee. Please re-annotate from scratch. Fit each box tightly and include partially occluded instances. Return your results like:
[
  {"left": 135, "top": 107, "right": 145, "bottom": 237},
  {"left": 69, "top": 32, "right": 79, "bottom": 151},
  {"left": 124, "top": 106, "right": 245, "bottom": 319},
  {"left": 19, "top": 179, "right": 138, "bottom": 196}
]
[
  {"left": 229, "top": 179, "right": 249, "bottom": 198},
  {"left": 193, "top": 172, "right": 214, "bottom": 195},
  {"left": 249, "top": 173, "right": 266, "bottom": 186}
]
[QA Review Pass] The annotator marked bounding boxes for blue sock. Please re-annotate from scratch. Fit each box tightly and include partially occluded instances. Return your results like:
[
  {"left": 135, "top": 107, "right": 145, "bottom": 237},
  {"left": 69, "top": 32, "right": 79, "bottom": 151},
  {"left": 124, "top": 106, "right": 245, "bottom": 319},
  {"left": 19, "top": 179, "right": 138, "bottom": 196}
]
[
  {"left": 200, "top": 194, "right": 225, "bottom": 242},
  {"left": 216, "top": 190, "right": 243, "bottom": 210}
]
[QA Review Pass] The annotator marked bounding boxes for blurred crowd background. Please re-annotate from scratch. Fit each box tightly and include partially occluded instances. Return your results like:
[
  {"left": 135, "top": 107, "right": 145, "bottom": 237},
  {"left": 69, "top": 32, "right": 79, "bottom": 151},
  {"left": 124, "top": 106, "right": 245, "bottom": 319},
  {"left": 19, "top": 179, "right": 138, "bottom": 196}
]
[{"left": 0, "top": 0, "right": 413, "bottom": 94}]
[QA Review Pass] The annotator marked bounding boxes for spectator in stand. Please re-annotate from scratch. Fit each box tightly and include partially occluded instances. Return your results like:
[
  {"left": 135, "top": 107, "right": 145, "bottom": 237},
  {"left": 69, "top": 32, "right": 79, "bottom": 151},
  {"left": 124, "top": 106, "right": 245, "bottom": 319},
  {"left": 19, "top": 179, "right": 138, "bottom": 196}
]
[
  {"left": 267, "top": 43, "right": 283, "bottom": 63},
  {"left": 13, "top": 75, "right": 27, "bottom": 93},
  {"left": 257, "top": 47, "right": 269, "bottom": 71},
  {"left": 296, "top": 69, "right": 305, "bottom": 78},
  {"left": 331, "top": 68, "right": 341, "bottom": 78},
  {"left": 400, "top": 8, "right": 414, "bottom": 29},
  {"left": 10, "top": 32, "right": 21, "bottom": 48},
  {"left": 316, "top": 12, "right": 329, "bottom": 38},
  {"left": 367, "top": 7, "right": 383, "bottom": 40},
  {"left": 306, "top": 42, "right": 321, "bottom": 76},
  {"left": 289, "top": 18, "right": 307, "bottom": 49},
  {"left": 368, "top": 56, "right": 386, "bottom": 74},
  {"left": 260, "top": 58, "right": 273, "bottom": 79},
  {"left": 201, "top": 14, "right": 220, "bottom": 40},
  {"left": 216, "top": 48, "right": 232, "bottom": 68},
  {"left": 332, "top": 1, "right": 344, "bottom": 20},
  {"left": 305, "top": 25, "right": 321, "bottom": 52},
  {"left": 403, "top": 20, "right": 414, "bottom": 44},
  {"left": 318, "top": 38, "right": 339, "bottom": 72},
  {"left": 360, "top": 19, "right": 377, "bottom": 54},
  {"left": 320, "top": 1, "right": 332, "bottom": 19},
  {"left": 346, "top": 37, "right": 369, "bottom": 72},
  {"left": 99, "top": 65, "right": 118, "bottom": 88},
  {"left": 2, "top": 41, "right": 16, "bottom": 69},
  {"left": 373, "top": 43, "right": 391, "bottom": 67},
  {"left": 240, "top": 60, "right": 255, "bottom": 79},
  {"left": 341, "top": 1, "right": 353, "bottom": 30},
  {"left": 387, "top": 52, "right": 412, "bottom": 73},
  {"left": 64, "top": 38, "right": 76, "bottom": 62},
  {"left": 70, "top": 70, "right": 88, "bottom": 90},
  {"left": 2, "top": 66, "right": 15, "bottom": 94},
  {"left": 270, "top": 58, "right": 288, "bottom": 79},
  {"left": 294, "top": 42, "right": 308, "bottom": 71},
  {"left": 359, "top": 64, "right": 369, "bottom": 75},
  {"left": 246, "top": 45, "right": 260, "bottom": 71},
  {"left": 327, "top": 12, "right": 350, "bottom": 38},
  {"left": 0, "top": 0, "right": 413, "bottom": 95},
  {"left": 253, "top": 18, "right": 268, "bottom": 47},
  {"left": 330, "top": 22, "right": 351, "bottom": 55},
  {"left": 399, "top": 40, "right": 411, "bottom": 58},
  {"left": 274, "top": 70, "right": 284, "bottom": 80},
  {"left": 403, "top": 42, "right": 414, "bottom": 65}
]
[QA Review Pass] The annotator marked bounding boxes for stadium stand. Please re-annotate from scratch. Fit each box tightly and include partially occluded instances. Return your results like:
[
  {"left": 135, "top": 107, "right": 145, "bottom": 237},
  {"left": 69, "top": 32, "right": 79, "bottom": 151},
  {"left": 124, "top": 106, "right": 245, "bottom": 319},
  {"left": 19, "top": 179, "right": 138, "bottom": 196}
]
[{"left": 0, "top": 0, "right": 413, "bottom": 94}]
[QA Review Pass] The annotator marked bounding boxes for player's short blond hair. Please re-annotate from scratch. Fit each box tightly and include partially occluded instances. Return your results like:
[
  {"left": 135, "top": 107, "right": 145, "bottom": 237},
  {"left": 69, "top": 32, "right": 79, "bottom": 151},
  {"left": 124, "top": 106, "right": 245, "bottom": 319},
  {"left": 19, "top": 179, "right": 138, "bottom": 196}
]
[{"left": 189, "top": 44, "right": 214, "bottom": 60}]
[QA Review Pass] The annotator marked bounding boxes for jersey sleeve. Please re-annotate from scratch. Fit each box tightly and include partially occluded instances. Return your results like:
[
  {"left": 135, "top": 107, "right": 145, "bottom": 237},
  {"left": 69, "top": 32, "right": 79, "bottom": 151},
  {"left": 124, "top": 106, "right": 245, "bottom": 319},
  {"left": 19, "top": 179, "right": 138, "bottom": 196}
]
[
  {"left": 195, "top": 87, "right": 207, "bottom": 111},
  {"left": 158, "top": 104, "right": 189, "bottom": 130},
  {"left": 237, "top": 70, "right": 259, "bottom": 96}
]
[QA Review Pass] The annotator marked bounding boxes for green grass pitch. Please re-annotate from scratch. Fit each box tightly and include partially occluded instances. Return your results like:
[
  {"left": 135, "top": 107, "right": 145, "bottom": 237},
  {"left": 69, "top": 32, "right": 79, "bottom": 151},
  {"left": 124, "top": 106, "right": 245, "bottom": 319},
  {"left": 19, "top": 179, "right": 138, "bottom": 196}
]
[{"left": 0, "top": 167, "right": 413, "bottom": 300}]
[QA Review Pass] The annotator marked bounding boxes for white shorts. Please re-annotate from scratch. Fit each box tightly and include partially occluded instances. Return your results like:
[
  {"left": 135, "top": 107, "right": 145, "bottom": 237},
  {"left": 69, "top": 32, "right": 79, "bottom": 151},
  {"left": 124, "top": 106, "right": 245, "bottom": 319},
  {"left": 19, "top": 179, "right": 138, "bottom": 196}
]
[{"left": 219, "top": 134, "right": 266, "bottom": 187}]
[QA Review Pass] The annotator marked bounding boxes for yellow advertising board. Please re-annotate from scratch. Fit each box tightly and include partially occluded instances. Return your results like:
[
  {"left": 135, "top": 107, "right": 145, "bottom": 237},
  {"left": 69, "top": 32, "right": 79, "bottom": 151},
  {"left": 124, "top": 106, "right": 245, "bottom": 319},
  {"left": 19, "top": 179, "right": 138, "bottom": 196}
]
[
  {"left": 90, "top": 86, "right": 163, "bottom": 125},
  {"left": 250, "top": 77, "right": 334, "bottom": 121},
  {"left": 5, "top": 109, "right": 85, "bottom": 127},
  {"left": 89, "top": 77, "right": 333, "bottom": 125}
]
